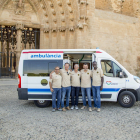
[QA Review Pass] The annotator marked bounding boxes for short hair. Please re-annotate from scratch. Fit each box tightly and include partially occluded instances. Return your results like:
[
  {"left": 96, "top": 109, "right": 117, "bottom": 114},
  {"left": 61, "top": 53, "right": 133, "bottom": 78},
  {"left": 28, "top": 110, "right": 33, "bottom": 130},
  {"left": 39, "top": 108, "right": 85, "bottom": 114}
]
[
  {"left": 74, "top": 64, "right": 79, "bottom": 68},
  {"left": 64, "top": 62, "right": 70, "bottom": 66},
  {"left": 83, "top": 63, "right": 88, "bottom": 66},
  {"left": 55, "top": 66, "right": 60, "bottom": 69},
  {"left": 93, "top": 61, "right": 97, "bottom": 64}
]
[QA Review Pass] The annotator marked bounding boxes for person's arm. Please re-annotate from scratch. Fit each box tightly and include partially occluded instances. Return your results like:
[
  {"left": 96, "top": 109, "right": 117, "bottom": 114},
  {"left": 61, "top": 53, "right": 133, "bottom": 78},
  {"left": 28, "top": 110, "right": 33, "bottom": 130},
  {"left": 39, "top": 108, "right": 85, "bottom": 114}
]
[
  {"left": 90, "top": 70, "right": 93, "bottom": 78},
  {"left": 100, "top": 77, "right": 104, "bottom": 91},
  {"left": 50, "top": 71, "right": 54, "bottom": 78},
  {"left": 49, "top": 77, "right": 54, "bottom": 92},
  {"left": 59, "top": 69, "right": 63, "bottom": 75},
  {"left": 100, "top": 69, "right": 104, "bottom": 91}
]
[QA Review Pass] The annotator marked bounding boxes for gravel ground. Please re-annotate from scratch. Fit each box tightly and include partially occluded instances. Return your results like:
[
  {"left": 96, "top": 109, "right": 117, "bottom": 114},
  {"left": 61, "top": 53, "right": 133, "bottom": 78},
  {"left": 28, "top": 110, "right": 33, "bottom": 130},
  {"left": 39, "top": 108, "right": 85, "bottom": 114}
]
[{"left": 0, "top": 85, "right": 140, "bottom": 140}]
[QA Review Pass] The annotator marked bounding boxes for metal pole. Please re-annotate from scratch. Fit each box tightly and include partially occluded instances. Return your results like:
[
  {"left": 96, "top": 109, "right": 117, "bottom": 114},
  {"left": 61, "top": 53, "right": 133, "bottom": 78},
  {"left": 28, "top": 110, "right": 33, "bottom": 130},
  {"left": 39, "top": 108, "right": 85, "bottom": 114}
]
[{"left": 10, "top": 52, "right": 12, "bottom": 78}]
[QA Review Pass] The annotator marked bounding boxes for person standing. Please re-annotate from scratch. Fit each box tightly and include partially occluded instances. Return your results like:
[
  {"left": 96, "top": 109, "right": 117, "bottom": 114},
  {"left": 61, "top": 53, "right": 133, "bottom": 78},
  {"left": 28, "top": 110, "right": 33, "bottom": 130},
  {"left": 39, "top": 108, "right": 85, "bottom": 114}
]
[
  {"left": 70, "top": 64, "right": 81, "bottom": 110},
  {"left": 92, "top": 61, "right": 104, "bottom": 112},
  {"left": 60, "top": 63, "right": 71, "bottom": 111},
  {"left": 80, "top": 63, "right": 92, "bottom": 112},
  {"left": 49, "top": 66, "right": 62, "bottom": 112}
]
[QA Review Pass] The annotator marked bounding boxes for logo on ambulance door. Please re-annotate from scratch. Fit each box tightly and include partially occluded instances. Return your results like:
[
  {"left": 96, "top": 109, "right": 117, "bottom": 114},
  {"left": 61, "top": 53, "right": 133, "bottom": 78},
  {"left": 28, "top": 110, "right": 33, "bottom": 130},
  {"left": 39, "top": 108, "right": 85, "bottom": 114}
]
[{"left": 106, "top": 81, "right": 118, "bottom": 85}]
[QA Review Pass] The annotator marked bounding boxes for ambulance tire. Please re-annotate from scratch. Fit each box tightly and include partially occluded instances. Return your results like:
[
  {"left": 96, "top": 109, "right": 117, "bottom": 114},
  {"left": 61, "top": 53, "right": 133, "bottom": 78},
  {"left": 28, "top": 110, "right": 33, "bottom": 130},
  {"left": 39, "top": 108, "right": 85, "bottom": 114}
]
[
  {"left": 34, "top": 100, "right": 51, "bottom": 108},
  {"left": 118, "top": 91, "right": 136, "bottom": 108}
]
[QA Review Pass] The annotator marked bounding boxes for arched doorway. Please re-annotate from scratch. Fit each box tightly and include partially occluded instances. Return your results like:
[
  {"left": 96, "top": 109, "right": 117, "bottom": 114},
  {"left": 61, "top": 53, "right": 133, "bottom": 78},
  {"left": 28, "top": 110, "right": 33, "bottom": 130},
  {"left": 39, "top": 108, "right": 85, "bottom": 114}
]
[{"left": 0, "top": 25, "right": 40, "bottom": 78}]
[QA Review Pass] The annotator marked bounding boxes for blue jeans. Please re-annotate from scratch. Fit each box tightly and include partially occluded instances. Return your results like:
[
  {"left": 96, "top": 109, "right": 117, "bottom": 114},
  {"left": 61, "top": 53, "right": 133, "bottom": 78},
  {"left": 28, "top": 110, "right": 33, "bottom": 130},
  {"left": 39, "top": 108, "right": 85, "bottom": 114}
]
[
  {"left": 92, "top": 86, "right": 101, "bottom": 108},
  {"left": 61, "top": 86, "right": 71, "bottom": 108},
  {"left": 71, "top": 86, "right": 80, "bottom": 106},
  {"left": 52, "top": 88, "right": 61, "bottom": 109},
  {"left": 81, "top": 88, "right": 92, "bottom": 107}
]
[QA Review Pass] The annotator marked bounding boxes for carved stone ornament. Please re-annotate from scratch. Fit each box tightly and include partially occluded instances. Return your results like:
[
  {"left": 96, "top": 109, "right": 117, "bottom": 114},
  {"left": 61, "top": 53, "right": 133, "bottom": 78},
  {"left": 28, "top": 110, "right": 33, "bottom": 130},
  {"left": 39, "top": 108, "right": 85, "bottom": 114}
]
[
  {"left": 77, "top": 23, "right": 83, "bottom": 29},
  {"left": 80, "top": 1, "right": 86, "bottom": 4},
  {"left": 80, "top": 16, "right": 84, "bottom": 19},
  {"left": 52, "top": 27, "right": 57, "bottom": 32},
  {"left": 58, "top": 2, "right": 62, "bottom": 6},
  {"left": 69, "top": 26, "right": 75, "bottom": 31},
  {"left": 50, "top": 4, "right": 54, "bottom": 8},
  {"left": 44, "top": 28, "right": 50, "bottom": 33},
  {"left": 67, "top": 2, "right": 71, "bottom": 5},
  {"left": 15, "top": 0, "right": 25, "bottom": 15},
  {"left": 61, "top": 18, "right": 65, "bottom": 22},
  {"left": 16, "top": 22, "right": 24, "bottom": 30},
  {"left": 59, "top": 27, "right": 66, "bottom": 32}
]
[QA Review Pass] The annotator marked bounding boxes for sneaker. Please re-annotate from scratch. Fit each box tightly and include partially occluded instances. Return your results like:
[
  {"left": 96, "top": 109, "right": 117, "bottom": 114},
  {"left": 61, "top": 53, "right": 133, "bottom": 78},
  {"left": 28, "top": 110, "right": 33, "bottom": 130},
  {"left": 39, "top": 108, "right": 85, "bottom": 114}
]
[
  {"left": 81, "top": 106, "right": 86, "bottom": 110},
  {"left": 57, "top": 108, "right": 62, "bottom": 111},
  {"left": 71, "top": 106, "right": 74, "bottom": 110},
  {"left": 89, "top": 107, "right": 92, "bottom": 112},
  {"left": 93, "top": 107, "right": 97, "bottom": 110},
  {"left": 75, "top": 105, "right": 78, "bottom": 110},
  {"left": 97, "top": 108, "right": 101, "bottom": 112},
  {"left": 62, "top": 107, "right": 66, "bottom": 111},
  {"left": 52, "top": 109, "right": 56, "bottom": 112},
  {"left": 66, "top": 106, "right": 70, "bottom": 110}
]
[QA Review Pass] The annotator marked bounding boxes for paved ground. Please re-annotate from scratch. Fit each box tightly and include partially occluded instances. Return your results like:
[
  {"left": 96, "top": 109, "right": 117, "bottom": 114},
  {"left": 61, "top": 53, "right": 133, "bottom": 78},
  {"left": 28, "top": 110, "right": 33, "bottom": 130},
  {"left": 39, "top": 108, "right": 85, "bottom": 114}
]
[{"left": 0, "top": 80, "right": 140, "bottom": 140}]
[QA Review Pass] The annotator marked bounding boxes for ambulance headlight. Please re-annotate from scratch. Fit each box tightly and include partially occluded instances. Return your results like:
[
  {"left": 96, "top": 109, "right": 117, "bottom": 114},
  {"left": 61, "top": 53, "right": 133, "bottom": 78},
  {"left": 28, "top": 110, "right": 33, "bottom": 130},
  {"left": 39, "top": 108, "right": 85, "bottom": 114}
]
[{"left": 134, "top": 76, "right": 140, "bottom": 84}]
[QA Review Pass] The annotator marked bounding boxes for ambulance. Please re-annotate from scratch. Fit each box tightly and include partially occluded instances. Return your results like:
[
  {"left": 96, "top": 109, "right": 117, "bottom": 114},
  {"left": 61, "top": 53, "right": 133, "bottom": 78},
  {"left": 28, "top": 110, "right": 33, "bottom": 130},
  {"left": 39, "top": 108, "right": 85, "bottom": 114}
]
[{"left": 17, "top": 49, "right": 140, "bottom": 108}]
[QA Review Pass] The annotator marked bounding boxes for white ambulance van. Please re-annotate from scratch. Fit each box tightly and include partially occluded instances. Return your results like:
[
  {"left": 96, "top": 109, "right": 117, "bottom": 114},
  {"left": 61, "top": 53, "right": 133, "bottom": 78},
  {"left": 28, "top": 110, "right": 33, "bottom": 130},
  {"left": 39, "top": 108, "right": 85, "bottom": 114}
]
[{"left": 17, "top": 49, "right": 140, "bottom": 108}]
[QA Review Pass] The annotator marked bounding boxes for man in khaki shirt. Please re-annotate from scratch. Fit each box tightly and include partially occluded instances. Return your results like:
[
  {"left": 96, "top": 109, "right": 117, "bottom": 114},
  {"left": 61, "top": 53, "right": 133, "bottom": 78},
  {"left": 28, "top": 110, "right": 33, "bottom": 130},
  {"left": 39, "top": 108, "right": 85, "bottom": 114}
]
[
  {"left": 92, "top": 61, "right": 104, "bottom": 112},
  {"left": 80, "top": 63, "right": 92, "bottom": 112},
  {"left": 50, "top": 63, "right": 71, "bottom": 111},
  {"left": 59, "top": 63, "right": 71, "bottom": 111},
  {"left": 70, "top": 64, "right": 81, "bottom": 110},
  {"left": 49, "top": 66, "right": 62, "bottom": 112}
]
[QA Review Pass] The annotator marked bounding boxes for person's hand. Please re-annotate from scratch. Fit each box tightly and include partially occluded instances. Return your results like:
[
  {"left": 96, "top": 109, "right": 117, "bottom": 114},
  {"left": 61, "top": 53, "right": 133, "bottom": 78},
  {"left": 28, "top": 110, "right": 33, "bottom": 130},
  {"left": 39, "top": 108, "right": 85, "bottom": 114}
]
[
  {"left": 100, "top": 86, "right": 103, "bottom": 91},
  {"left": 50, "top": 88, "right": 54, "bottom": 92},
  {"left": 70, "top": 69, "right": 72, "bottom": 72}
]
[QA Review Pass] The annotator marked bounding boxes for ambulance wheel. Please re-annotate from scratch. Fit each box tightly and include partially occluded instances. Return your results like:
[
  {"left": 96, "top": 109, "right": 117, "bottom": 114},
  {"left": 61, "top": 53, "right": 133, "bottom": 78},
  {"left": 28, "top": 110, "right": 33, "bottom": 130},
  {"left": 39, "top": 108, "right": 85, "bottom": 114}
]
[
  {"left": 34, "top": 100, "right": 51, "bottom": 108},
  {"left": 118, "top": 91, "right": 136, "bottom": 108}
]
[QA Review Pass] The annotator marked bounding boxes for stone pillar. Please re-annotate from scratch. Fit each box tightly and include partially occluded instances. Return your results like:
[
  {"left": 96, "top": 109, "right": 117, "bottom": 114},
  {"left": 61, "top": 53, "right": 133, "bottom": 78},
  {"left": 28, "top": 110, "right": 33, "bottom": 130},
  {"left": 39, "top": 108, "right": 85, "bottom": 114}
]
[{"left": 15, "top": 22, "right": 24, "bottom": 78}]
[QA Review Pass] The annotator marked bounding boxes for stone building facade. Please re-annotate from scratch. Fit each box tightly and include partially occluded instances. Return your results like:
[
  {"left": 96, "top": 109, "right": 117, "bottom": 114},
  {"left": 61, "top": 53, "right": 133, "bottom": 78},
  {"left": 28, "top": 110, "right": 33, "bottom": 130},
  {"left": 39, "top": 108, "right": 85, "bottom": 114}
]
[{"left": 0, "top": 0, "right": 140, "bottom": 77}]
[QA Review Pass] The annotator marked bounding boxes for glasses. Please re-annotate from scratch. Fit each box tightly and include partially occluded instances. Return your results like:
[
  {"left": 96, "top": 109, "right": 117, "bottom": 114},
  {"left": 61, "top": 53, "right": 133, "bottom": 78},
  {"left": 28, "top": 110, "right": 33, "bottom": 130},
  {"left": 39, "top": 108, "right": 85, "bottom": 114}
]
[
  {"left": 55, "top": 69, "right": 60, "bottom": 70},
  {"left": 67, "top": 72, "right": 69, "bottom": 75}
]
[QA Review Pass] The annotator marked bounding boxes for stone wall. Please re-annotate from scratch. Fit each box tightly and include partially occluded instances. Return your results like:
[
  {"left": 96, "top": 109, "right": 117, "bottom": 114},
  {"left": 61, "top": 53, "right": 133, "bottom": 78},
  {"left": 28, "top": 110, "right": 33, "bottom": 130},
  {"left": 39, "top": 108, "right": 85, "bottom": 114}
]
[
  {"left": 0, "top": 0, "right": 140, "bottom": 76},
  {"left": 93, "top": 9, "right": 140, "bottom": 76},
  {"left": 95, "top": 0, "right": 140, "bottom": 17}
]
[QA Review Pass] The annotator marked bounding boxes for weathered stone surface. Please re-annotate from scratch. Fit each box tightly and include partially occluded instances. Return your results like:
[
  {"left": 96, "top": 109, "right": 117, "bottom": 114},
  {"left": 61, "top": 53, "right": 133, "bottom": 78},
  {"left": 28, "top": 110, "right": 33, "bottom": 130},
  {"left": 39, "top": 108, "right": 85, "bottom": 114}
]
[{"left": 0, "top": 0, "right": 140, "bottom": 76}]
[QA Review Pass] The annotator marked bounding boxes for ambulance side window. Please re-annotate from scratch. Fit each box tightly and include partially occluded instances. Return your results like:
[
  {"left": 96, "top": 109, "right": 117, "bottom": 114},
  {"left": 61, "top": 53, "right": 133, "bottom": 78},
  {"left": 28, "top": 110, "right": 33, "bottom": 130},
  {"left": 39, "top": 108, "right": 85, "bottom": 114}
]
[
  {"left": 101, "top": 60, "right": 113, "bottom": 77},
  {"left": 113, "top": 62, "right": 122, "bottom": 77},
  {"left": 48, "top": 63, "right": 57, "bottom": 74}
]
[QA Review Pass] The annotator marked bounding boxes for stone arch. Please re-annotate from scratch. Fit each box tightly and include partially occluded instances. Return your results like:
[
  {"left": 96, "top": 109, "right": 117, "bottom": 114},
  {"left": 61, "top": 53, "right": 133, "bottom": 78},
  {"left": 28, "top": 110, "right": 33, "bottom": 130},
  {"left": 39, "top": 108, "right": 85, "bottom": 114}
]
[{"left": 0, "top": 0, "right": 40, "bottom": 26}]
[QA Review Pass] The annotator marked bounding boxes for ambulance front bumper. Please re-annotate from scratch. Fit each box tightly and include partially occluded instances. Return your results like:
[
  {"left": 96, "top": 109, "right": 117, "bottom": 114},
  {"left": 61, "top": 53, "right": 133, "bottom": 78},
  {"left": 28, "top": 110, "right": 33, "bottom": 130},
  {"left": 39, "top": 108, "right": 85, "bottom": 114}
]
[{"left": 136, "top": 88, "right": 140, "bottom": 101}]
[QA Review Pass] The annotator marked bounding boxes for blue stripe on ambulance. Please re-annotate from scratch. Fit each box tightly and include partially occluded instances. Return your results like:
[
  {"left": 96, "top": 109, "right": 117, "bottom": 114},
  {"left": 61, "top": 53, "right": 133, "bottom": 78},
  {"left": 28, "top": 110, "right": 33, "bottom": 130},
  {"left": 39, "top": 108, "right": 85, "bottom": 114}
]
[
  {"left": 101, "top": 88, "right": 120, "bottom": 92},
  {"left": 28, "top": 88, "right": 120, "bottom": 92},
  {"left": 28, "top": 89, "right": 51, "bottom": 92}
]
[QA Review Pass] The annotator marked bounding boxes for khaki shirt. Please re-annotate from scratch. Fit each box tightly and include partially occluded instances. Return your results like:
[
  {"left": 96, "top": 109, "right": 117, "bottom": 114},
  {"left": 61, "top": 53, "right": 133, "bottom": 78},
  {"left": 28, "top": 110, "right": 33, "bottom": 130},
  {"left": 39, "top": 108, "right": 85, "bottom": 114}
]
[
  {"left": 92, "top": 67, "right": 103, "bottom": 86},
  {"left": 49, "top": 72, "right": 62, "bottom": 88},
  {"left": 81, "top": 69, "right": 92, "bottom": 88},
  {"left": 60, "top": 69, "right": 71, "bottom": 87},
  {"left": 71, "top": 71, "right": 81, "bottom": 87}
]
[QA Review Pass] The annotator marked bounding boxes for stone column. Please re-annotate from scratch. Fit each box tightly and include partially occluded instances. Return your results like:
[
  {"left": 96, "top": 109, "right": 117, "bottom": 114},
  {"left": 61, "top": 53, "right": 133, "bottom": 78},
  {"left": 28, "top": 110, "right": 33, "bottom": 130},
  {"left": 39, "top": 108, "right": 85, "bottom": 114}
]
[{"left": 15, "top": 22, "right": 24, "bottom": 78}]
